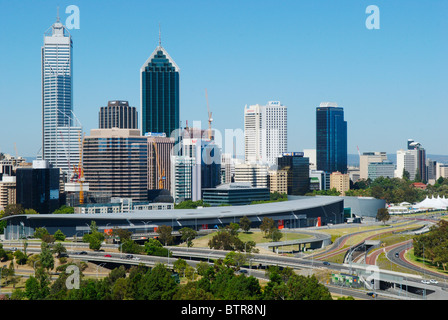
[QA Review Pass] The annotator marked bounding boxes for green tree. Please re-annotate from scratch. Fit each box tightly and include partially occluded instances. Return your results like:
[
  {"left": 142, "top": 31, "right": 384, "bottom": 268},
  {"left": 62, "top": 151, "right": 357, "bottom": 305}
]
[
  {"left": 52, "top": 242, "right": 67, "bottom": 258},
  {"left": 53, "top": 229, "right": 66, "bottom": 241},
  {"left": 3, "top": 204, "right": 25, "bottom": 216},
  {"left": 285, "top": 274, "right": 332, "bottom": 300},
  {"left": 376, "top": 208, "right": 390, "bottom": 225},
  {"left": 144, "top": 238, "right": 171, "bottom": 257},
  {"left": 173, "top": 258, "right": 188, "bottom": 277},
  {"left": 33, "top": 227, "right": 49, "bottom": 240},
  {"left": 53, "top": 205, "right": 75, "bottom": 214},
  {"left": 83, "top": 221, "right": 105, "bottom": 251},
  {"left": 179, "top": 227, "right": 198, "bottom": 248},
  {"left": 140, "top": 263, "right": 178, "bottom": 300},
  {"left": 157, "top": 225, "right": 174, "bottom": 246},
  {"left": 239, "top": 216, "right": 252, "bottom": 233},
  {"left": 39, "top": 242, "right": 54, "bottom": 271}
]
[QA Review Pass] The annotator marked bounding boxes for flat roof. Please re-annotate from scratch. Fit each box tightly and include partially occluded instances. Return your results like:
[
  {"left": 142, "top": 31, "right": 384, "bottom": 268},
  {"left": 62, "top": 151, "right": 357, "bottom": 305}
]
[{"left": 2, "top": 197, "right": 342, "bottom": 222}]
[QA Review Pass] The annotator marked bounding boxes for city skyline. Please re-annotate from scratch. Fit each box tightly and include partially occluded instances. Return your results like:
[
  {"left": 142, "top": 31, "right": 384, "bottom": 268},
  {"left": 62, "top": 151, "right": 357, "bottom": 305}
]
[{"left": 0, "top": 1, "right": 447, "bottom": 158}]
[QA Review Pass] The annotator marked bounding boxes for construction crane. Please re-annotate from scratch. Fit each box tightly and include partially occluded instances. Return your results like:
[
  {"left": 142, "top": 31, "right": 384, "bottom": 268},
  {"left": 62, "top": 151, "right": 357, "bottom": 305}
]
[
  {"left": 70, "top": 132, "right": 85, "bottom": 204},
  {"left": 152, "top": 141, "right": 165, "bottom": 189},
  {"left": 205, "top": 88, "right": 213, "bottom": 140},
  {"left": 78, "top": 133, "right": 85, "bottom": 204}
]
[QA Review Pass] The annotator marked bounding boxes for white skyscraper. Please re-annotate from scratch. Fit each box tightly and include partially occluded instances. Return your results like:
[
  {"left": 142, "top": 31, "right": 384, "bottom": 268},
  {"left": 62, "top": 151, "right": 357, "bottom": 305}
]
[
  {"left": 42, "top": 15, "right": 81, "bottom": 178},
  {"left": 244, "top": 101, "right": 287, "bottom": 165},
  {"left": 395, "top": 149, "right": 417, "bottom": 180}
]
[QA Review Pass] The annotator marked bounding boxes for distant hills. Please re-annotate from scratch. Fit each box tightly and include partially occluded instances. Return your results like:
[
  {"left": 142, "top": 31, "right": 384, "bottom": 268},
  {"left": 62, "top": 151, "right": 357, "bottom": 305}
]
[{"left": 348, "top": 154, "right": 448, "bottom": 167}]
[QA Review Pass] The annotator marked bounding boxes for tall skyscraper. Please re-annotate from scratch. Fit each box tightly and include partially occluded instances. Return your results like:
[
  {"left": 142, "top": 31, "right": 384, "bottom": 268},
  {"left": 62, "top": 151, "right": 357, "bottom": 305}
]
[
  {"left": 244, "top": 101, "right": 287, "bottom": 165},
  {"left": 140, "top": 37, "right": 180, "bottom": 137},
  {"left": 42, "top": 15, "right": 81, "bottom": 177},
  {"left": 407, "top": 140, "right": 427, "bottom": 182},
  {"left": 316, "top": 102, "right": 347, "bottom": 174}
]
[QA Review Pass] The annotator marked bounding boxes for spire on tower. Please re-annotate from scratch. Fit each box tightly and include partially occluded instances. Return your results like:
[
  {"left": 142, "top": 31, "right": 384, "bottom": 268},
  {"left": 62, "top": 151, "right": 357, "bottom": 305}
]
[
  {"left": 158, "top": 23, "right": 162, "bottom": 47},
  {"left": 56, "top": 6, "right": 60, "bottom": 22}
]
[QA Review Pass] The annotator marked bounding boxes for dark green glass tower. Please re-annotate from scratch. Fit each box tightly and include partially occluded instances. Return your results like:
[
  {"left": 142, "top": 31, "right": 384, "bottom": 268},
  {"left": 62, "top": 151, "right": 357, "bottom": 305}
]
[
  {"left": 316, "top": 102, "right": 347, "bottom": 174},
  {"left": 140, "top": 44, "right": 179, "bottom": 137}
]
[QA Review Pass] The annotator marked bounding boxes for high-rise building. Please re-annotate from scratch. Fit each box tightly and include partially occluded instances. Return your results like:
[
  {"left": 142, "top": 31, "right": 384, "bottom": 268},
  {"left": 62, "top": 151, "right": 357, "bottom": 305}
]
[
  {"left": 368, "top": 161, "right": 395, "bottom": 181},
  {"left": 395, "top": 149, "right": 417, "bottom": 180},
  {"left": 359, "top": 152, "right": 388, "bottom": 180},
  {"left": 15, "top": 160, "right": 60, "bottom": 214},
  {"left": 316, "top": 102, "right": 347, "bottom": 174},
  {"left": 277, "top": 152, "right": 310, "bottom": 195},
  {"left": 268, "top": 169, "right": 288, "bottom": 194},
  {"left": 170, "top": 155, "right": 194, "bottom": 203},
  {"left": 140, "top": 39, "right": 180, "bottom": 137},
  {"left": 99, "top": 100, "right": 138, "bottom": 129},
  {"left": 146, "top": 134, "right": 175, "bottom": 192},
  {"left": 42, "top": 16, "right": 82, "bottom": 177},
  {"left": 330, "top": 171, "right": 350, "bottom": 196},
  {"left": 244, "top": 101, "right": 287, "bottom": 165},
  {"left": 179, "top": 132, "right": 221, "bottom": 201},
  {"left": 234, "top": 163, "right": 269, "bottom": 188},
  {"left": 83, "top": 129, "right": 148, "bottom": 201},
  {"left": 408, "top": 140, "right": 427, "bottom": 182},
  {"left": 0, "top": 175, "right": 16, "bottom": 211}
]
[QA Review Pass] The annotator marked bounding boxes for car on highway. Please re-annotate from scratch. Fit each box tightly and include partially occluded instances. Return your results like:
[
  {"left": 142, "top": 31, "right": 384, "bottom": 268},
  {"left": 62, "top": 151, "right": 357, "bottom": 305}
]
[
  {"left": 132, "top": 256, "right": 140, "bottom": 261},
  {"left": 75, "top": 251, "right": 88, "bottom": 255},
  {"left": 421, "top": 279, "right": 430, "bottom": 284},
  {"left": 238, "top": 269, "right": 248, "bottom": 274},
  {"left": 430, "top": 279, "right": 438, "bottom": 284},
  {"left": 124, "top": 254, "right": 134, "bottom": 259},
  {"left": 395, "top": 252, "right": 399, "bottom": 258},
  {"left": 323, "top": 261, "right": 330, "bottom": 266},
  {"left": 366, "top": 292, "right": 377, "bottom": 298},
  {"left": 104, "top": 254, "right": 112, "bottom": 257}
]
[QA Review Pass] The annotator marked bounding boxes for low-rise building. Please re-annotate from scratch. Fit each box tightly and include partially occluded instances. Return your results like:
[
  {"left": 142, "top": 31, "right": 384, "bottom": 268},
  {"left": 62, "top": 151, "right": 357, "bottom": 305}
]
[{"left": 202, "top": 182, "right": 270, "bottom": 206}]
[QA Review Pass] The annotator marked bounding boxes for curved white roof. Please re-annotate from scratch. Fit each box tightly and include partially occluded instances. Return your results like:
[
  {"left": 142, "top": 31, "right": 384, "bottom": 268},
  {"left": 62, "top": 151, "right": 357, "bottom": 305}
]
[{"left": 414, "top": 195, "right": 448, "bottom": 210}]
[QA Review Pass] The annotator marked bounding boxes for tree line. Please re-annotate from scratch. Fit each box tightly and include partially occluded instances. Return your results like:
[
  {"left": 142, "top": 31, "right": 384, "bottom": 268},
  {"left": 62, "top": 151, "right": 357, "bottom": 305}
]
[
  {"left": 413, "top": 220, "right": 448, "bottom": 272},
  {"left": 3, "top": 255, "right": 333, "bottom": 301}
]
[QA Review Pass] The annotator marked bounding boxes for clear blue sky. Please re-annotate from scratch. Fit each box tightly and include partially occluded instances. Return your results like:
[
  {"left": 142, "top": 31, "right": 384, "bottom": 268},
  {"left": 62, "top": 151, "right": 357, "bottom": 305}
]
[{"left": 0, "top": 0, "right": 447, "bottom": 158}]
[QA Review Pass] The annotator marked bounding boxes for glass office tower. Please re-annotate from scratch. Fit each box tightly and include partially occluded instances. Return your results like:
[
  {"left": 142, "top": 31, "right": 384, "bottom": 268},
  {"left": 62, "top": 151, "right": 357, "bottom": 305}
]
[
  {"left": 140, "top": 42, "right": 180, "bottom": 137},
  {"left": 316, "top": 102, "right": 347, "bottom": 174},
  {"left": 42, "top": 16, "right": 81, "bottom": 177},
  {"left": 277, "top": 152, "right": 310, "bottom": 195}
]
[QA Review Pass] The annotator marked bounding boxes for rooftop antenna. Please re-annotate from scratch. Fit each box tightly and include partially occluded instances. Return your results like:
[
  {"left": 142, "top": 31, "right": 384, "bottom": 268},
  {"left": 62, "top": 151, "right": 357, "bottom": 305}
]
[
  {"left": 56, "top": 6, "right": 60, "bottom": 22},
  {"left": 158, "top": 23, "right": 162, "bottom": 47}
]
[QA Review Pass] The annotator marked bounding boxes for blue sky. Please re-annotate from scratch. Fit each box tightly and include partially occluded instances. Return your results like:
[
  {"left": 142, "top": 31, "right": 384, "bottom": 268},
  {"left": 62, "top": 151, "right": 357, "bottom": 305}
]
[{"left": 0, "top": 0, "right": 447, "bottom": 158}]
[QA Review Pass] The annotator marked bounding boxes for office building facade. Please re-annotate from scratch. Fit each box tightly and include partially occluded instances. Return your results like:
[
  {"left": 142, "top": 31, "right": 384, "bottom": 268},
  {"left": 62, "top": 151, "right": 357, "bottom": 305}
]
[
  {"left": 42, "top": 16, "right": 81, "bottom": 176},
  {"left": 359, "top": 152, "right": 388, "bottom": 180},
  {"left": 0, "top": 176, "right": 16, "bottom": 211},
  {"left": 171, "top": 156, "right": 194, "bottom": 203},
  {"left": 395, "top": 149, "right": 417, "bottom": 180},
  {"left": 202, "top": 182, "right": 270, "bottom": 206},
  {"left": 15, "top": 160, "right": 60, "bottom": 214},
  {"left": 146, "top": 135, "right": 175, "bottom": 191},
  {"left": 277, "top": 152, "right": 310, "bottom": 195},
  {"left": 316, "top": 102, "right": 347, "bottom": 174},
  {"left": 234, "top": 163, "right": 269, "bottom": 188},
  {"left": 330, "top": 171, "right": 350, "bottom": 196},
  {"left": 83, "top": 129, "right": 148, "bottom": 201},
  {"left": 140, "top": 42, "right": 180, "bottom": 137},
  {"left": 244, "top": 101, "right": 287, "bottom": 165},
  {"left": 99, "top": 100, "right": 138, "bottom": 129},
  {"left": 367, "top": 161, "right": 395, "bottom": 181},
  {"left": 408, "top": 140, "right": 427, "bottom": 182}
]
